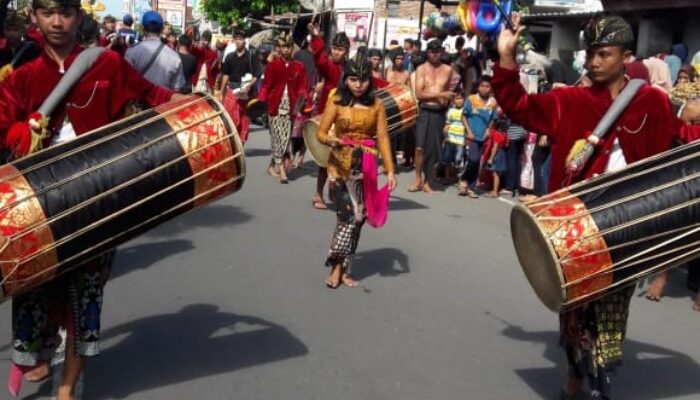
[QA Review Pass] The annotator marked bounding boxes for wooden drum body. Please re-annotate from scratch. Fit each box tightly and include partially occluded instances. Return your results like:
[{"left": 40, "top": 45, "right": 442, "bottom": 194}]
[
  {"left": 0, "top": 93, "right": 245, "bottom": 301},
  {"left": 303, "top": 84, "right": 417, "bottom": 167},
  {"left": 511, "top": 141, "right": 700, "bottom": 312}
]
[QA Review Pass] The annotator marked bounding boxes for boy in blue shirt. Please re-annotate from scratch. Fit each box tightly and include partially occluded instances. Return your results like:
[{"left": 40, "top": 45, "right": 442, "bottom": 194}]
[{"left": 458, "top": 76, "right": 498, "bottom": 197}]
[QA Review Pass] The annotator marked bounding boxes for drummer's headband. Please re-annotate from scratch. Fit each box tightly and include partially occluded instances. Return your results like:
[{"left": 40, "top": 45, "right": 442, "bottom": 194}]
[
  {"left": 583, "top": 14, "right": 634, "bottom": 49},
  {"left": 332, "top": 32, "right": 350, "bottom": 49},
  {"left": 4, "top": 11, "right": 28, "bottom": 30},
  {"left": 276, "top": 31, "right": 293, "bottom": 48},
  {"left": 344, "top": 54, "right": 371, "bottom": 81},
  {"left": 32, "top": 0, "right": 81, "bottom": 9}
]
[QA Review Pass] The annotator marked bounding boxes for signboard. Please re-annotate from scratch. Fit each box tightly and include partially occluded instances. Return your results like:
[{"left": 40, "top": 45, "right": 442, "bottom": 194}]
[
  {"left": 133, "top": 0, "right": 151, "bottom": 20},
  {"left": 336, "top": 11, "right": 372, "bottom": 55},
  {"left": 166, "top": 10, "right": 183, "bottom": 27},
  {"left": 158, "top": 0, "right": 182, "bottom": 10}
]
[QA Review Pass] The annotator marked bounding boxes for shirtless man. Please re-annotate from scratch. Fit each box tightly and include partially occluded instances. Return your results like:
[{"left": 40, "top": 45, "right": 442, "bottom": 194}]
[
  {"left": 410, "top": 39, "right": 454, "bottom": 193},
  {"left": 386, "top": 49, "right": 410, "bottom": 85},
  {"left": 368, "top": 48, "right": 383, "bottom": 80}
]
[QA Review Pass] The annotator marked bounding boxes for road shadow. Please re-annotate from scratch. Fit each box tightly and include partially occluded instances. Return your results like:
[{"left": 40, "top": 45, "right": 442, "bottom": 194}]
[
  {"left": 145, "top": 204, "right": 253, "bottom": 238},
  {"left": 110, "top": 239, "right": 195, "bottom": 281},
  {"left": 25, "top": 304, "right": 308, "bottom": 400},
  {"left": 288, "top": 161, "right": 320, "bottom": 180},
  {"left": 494, "top": 314, "right": 700, "bottom": 400},
  {"left": 388, "top": 195, "right": 429, "bottom": 211},
  {"left": 351, "top": 247, "right": 410, "bottom": 281},
  {"left": 244, "top": 148, "right": 271, "bottom": 158}
]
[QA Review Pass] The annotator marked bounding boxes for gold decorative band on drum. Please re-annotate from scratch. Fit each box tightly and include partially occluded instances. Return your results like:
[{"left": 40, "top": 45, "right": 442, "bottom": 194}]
[
  {"left": 511, "top": 141, "right": 700, "bottom": 312},
  {"left": 0, "top": 93, "right": 246, "bottom": 301},
  {"left": 302, "top": 84, "right": 417, "bottom": 167},
  {"left": 375, "top": 84, "right": 418, "bottom": 137}
]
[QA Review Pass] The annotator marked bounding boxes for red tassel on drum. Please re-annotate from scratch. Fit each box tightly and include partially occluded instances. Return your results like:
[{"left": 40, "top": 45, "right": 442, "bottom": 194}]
[{"left": 5, "top": 112, "right": 44, "bottom": 157}]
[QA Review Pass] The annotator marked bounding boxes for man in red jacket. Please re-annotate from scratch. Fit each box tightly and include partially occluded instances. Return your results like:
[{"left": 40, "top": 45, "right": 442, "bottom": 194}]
[
  {"left": 494, "top": 14, "right": 694, "bottom": 400},
  {"left": 309, "top": 23, "right": 349, "bottom": 209},
  {"left": 258, "top": 32, "right": 309, "bottom": 183},
  {"left": 0, "top": 0, "right": 173, "bottom": 397},
  {"left": 191, "top": 29, "right": 220, "bottom": 90}
]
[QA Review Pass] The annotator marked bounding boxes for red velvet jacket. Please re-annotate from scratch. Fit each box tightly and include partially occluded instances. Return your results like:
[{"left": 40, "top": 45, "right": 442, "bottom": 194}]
[
  {"left": 311, "top": 36, "right": 344, "bottom": 114},
  {"left": 258, "top": 57, "right": 309, "bottom": 117},
  {"left": 492, "top": 63, "right": 685, "bottom": 192},
  {"left": 0, "top": 46, "right": 172, "bottom": 143},
  {"left": 191, "top": 45, "right": 220, "bottom": 87}
]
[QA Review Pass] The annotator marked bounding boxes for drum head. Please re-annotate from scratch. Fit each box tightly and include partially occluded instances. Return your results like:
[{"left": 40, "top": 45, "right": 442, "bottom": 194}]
[
  {"left": 302, "top": 119, "right": 330, "bottom": 167},
  {"left": 510, "top": 205, "right": 566, "bottom": 313},
  {"left": 246, "top": 99, "right": 267, "bottom": 120}
]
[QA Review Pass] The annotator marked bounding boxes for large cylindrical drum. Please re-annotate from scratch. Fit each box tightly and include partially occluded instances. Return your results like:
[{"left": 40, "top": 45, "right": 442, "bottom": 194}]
[
  {"left": 511, "top": 141, "right": 700, "bottom": 312},
  {"left": 0, "top": 93, "right": 245, "bottom": 301},
  {"left": 303, "top": 84, "right": 417, "bottom": 167}
]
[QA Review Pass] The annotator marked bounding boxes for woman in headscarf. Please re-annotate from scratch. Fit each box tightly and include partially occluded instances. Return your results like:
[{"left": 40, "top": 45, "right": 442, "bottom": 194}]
[{"left": 316, "top": 54, "right": 397, "bottom": 289}]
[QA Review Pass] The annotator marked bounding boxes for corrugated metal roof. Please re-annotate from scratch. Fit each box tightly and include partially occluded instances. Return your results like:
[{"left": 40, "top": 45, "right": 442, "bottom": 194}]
[{"left": 522, "top": 10, "right": 601, "bottom": 21}]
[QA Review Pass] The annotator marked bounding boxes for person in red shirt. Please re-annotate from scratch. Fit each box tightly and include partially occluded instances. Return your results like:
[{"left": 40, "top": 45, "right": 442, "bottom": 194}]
[
  {"left": 308, "top": 23, "right": 349, "bottom": 209},
  {"left": 494, "top": 14, "right": 694, "bottom": 400},
  {"left": 0, "top": 0, "right": 174, "bottom": 397},
  {"left": 97, "top": 14, "right": 116, "bottom": 49},
  {"left": 258, "top": 32, "right": 309, "bottom": 183},
  {"left": 191, "top": 29, "right": 220, "bottom": 90}
]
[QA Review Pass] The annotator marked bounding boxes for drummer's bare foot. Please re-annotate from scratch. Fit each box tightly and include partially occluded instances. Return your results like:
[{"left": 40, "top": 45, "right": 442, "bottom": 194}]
[
  {"left": 279, "top": 169, "right": 288, "bottom": 184},
  {"left": 693, "top": 294, "right": 700, "bottom": 312},
  {"left": 646, "top": 272, "right": 668, "bottom": 301},
  {"left": 422, "top": 183, "right": 434, "bottom": 194},
  {"left": 341, "top": 272, "right": 358, "bottom": 288},
  {"left": 24, "top": 362, "right": 49, "bottom": 382},
  {"left": 407, "top": 181, "right": 423, "bottom": 192},
  {"left": 312, "top": 193, "right": 327, "bottom": 210},
  {"left": 267, "top": 164, "right": 279, "bottom": 178},
  {"left": 325, "top": 265, "right": 341, "bottom": 289}
]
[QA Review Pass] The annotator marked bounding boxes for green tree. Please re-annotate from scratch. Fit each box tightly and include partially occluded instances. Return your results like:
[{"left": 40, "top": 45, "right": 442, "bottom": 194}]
[{"left": 200, "top": 0, "right": 299, "bottom": 28}]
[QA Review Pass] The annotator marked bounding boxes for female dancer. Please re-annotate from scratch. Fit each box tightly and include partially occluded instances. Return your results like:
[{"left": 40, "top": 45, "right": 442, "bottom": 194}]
[{"left": 316, "top": 55, "right": 397, "bottom": 288}]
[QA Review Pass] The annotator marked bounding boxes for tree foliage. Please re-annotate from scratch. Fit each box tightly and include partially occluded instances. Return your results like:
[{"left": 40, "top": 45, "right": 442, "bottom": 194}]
[{"left": 200, "top": 0, "right": 299, "bottom": 29}]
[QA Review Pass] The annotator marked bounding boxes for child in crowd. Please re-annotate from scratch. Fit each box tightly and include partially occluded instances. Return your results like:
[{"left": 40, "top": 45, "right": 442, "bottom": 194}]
[
  {"left": 485, "top": 116, "right": 508, "bottom": 197},
  {"left": 439, "top": 92, "right": 466, "bottom": 184}
]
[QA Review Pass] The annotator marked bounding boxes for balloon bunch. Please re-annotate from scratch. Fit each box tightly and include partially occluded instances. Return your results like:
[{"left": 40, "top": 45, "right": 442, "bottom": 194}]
[
  {"left": 423, "top": 12, "right": 464, "bottom": 39},
  {"left": 422, "top": 0, "right": 514, "bottom": 40},
  {"left": 458, "top": 0, "right": 512, "bottom": 36}
]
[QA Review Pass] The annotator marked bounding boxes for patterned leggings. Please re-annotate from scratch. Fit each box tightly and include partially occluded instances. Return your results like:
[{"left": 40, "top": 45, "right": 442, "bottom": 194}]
[{"left": 325, "top": 148, "right": 365, "bottom": 272}]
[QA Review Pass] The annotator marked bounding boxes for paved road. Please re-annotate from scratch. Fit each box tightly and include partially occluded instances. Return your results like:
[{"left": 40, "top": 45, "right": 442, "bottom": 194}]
[{"left": 1, "top": 127, "right": 700, "bottom": 400}]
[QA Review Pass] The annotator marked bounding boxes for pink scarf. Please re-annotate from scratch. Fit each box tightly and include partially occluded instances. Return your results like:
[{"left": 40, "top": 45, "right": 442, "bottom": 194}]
[{"left": 339, "top": 138, "right": 390, "bottom": 228}]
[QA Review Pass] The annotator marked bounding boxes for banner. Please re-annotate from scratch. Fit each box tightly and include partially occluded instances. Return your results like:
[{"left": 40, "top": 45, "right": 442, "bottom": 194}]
[{"left": 336, "top": 12, "right": 372, "bottom": 55}]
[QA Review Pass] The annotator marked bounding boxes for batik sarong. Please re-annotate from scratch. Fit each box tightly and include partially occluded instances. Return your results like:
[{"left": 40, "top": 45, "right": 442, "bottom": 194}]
[
  {"left": 326, "top": 148, "right": 365, "bottom": 271},
  {"left": 12, "top": 251, "right": 114, "bottom": 366},
  {"left": 560, "top": 286, "right": 634, "bottom": 399},
  {"left": 269, "top": 90, "right": 292, "bottom": 166}
]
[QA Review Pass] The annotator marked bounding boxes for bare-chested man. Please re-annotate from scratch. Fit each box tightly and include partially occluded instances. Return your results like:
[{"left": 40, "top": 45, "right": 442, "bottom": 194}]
[
  {"left": 410, "top": 39, "right": 454, "bottom": 193},
  {"left": 386, "top": 49, "right": 410, "bottom": 85}
]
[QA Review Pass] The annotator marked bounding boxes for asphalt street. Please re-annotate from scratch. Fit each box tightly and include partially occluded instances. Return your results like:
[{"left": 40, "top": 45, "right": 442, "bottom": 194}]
[{"left": 1, "top": 126, "right": 700, "bottom": 400}]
